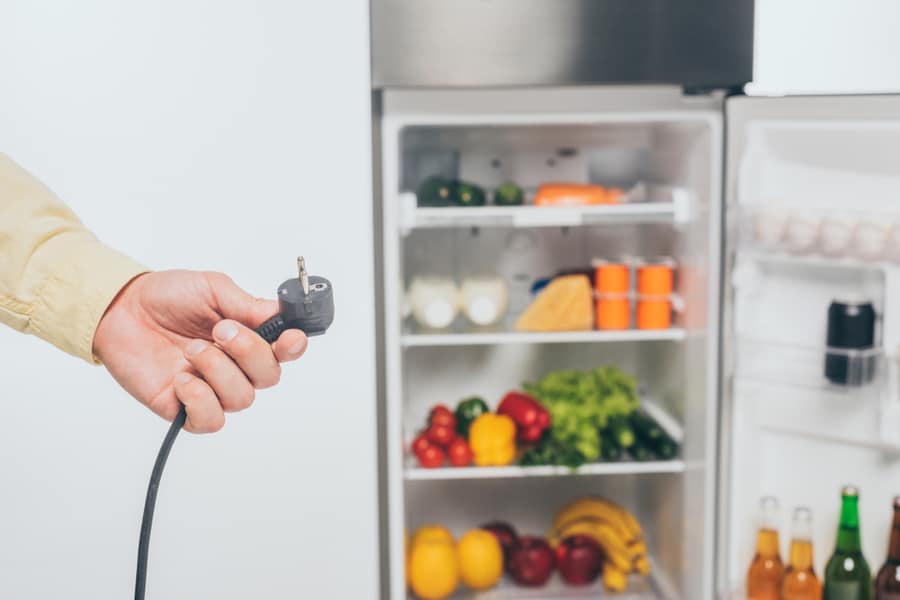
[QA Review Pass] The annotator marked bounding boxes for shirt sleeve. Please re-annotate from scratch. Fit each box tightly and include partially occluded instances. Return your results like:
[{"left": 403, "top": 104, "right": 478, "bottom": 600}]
[{"left": 0, "top": 153, "right": 148, "bottom": 363}]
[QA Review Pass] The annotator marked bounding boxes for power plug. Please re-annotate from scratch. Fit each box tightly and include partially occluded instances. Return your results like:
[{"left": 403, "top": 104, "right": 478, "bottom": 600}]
[{"left": 256, "top": 257, "right": 335, "bottom": 342}]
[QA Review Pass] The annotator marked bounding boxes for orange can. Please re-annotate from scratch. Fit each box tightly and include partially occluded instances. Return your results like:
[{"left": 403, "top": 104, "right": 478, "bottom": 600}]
[
  {"left": 637, "top": 263, "right": 674, "bottom": 296},
  {"left": 595, "top": 263, "right": 630, "bottom": 294},
  {"left": 636, "top": 300, "right": 671, "bottom": 330},
  {"left": 596, "top": 298, "right": 630, "bottom": 330}
]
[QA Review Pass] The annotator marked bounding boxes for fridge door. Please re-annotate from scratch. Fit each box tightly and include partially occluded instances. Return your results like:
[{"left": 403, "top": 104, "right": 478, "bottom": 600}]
[{"left": 719, "top": 94, "right": 900, "bottom": 598}]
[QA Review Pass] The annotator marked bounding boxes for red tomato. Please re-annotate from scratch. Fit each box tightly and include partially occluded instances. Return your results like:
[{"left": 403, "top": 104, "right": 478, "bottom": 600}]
[
  {"left": 429, "top": 405, "right": 456, "bottom": 429},
  {"left": 417, "top": 445, "right": 446, "bottom": 468},
  {"left": 447, "top": 437, "right": 473, "bottom": 467},
  {"left": 426, "top": 423, "right": 455, "bottom": 447},
  {"left": 411, "top": 434, "right": 431, "bottom": 456}
]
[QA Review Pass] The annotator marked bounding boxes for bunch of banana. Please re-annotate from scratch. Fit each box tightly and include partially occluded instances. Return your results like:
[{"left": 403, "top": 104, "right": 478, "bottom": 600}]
[{"left": 547, "top": 497, "right": 650, "bottom": 592}]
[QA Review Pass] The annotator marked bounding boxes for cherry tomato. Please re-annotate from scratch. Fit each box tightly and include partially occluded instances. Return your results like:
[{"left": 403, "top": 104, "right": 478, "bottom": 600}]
[
  {"left": 428, "top": 405, "right": 456, "bottom": 429},
  {"left": 411, "top": 434, "right": 431, "bottom": 456},
  {"left": 417, "top": 444, "right": 446, "bottom": 468},
  {"left": 447, "top": 437, "right": 473, "bottom": 467},
  {"left": 426, "top": 423, "right": 455, "bottom": 447}
]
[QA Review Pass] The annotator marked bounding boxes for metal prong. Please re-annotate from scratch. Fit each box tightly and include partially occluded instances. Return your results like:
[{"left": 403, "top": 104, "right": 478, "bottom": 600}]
[{"left": 297, "top": 256, "right": 310, "bottom": 295}]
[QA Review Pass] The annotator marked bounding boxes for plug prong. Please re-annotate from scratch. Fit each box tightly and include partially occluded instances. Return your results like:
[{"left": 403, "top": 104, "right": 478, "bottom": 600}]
[{"left": 297, "top": 256, "right": 310, "bottom": 295}]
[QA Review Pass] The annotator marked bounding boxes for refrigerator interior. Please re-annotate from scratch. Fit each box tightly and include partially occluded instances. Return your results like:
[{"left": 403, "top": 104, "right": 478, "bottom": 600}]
[
  {"left": 379, "top": 88, "right": 722, "bottom": 599},
  {"left": 721, "top": 95, "right": 900, "bottom": 597}
]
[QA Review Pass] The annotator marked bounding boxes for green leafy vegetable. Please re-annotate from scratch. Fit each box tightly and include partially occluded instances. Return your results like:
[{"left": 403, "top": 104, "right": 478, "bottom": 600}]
[{"left": 522, "top": 366, "right": 639, "bottom": 464}]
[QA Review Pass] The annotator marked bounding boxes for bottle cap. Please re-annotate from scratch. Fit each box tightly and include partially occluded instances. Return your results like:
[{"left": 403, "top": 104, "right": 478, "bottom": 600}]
[
  {"left": 842, "top": 485, "right": 860, "bottom": 497},
  {"left": 793, "top": 506, "right": 812, "bottom": 521}
]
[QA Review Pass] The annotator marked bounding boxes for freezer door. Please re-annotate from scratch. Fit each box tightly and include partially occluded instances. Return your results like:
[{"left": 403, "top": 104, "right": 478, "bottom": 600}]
[{"left": 719, "top": 95, "right": 900, "bottom": 598}]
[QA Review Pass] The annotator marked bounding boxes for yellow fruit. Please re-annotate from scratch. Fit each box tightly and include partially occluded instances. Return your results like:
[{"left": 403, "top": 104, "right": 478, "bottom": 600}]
[
  {"left": 549, "top": 519, "right": 632, "bottom": 573},
  {"left": 634, "top": 555, "right": 651, "bottom": 575},
  {"left": 456, "top": 529, "right": 503, "bottom": 590},
  {"left": 603, "top": 564, "right": 628, "bottom": 592},
  {"left": 553, "top": 498, "right": 641, "bottom": 542},
  {"left": 408, "top": 540, "right": 459, "bottom": 600},
  {"left": 411, "top": 525, "right": 454, "bottom": 547}
]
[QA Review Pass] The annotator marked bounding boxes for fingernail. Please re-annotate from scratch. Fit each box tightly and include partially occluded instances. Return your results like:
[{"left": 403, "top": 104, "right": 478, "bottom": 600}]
[
  {"left": 288, "top": 339, "right": 307, "bottom": 356},
  {"left": 213, "top": 321, "right": 239, "bottom": 343},
  {"left": 185, "top": 339, "right": 208, "bottom": 357},
  {"left": 175, "top": 372, "right": 193, "bottom": 385}
]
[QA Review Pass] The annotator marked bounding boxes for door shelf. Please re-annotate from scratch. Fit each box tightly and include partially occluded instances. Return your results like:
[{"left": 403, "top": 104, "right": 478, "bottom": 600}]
[
  {"left": 415, "top": 572, "right": 663, "bottom": 600},
  {"left": 402, "top": 329, "right": 687, "bottom": 348},
  {"left": 400, "top": 184, "right": 691, "bottom": 233},
  {"left": 405, "top": 460, "right": 686, "bottom": 481}
]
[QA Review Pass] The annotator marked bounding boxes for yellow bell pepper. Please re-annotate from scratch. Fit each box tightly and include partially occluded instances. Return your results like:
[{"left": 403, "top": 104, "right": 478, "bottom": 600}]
[{"left": 468, "top": 414, "right": 517, "bottom": 467}]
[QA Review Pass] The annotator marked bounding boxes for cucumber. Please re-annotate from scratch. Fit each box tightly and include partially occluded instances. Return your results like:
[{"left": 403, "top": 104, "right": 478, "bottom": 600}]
[
  {"left": 601, "top": 440, "right": 623, "bottom": 462},
  {"left": 417, "top": 176, "right": 453, "bottom": 207},
  {"left": 627, "top": 442, "right": 655, "bottom": 462},
  {"left": 494, "top": 181, "right": 524, "bottom": 206},
  {"left": 452, "top": 181, "right": 486, "bottom": 207},
  {"left": 607, "top": 418, "right": 635, "bottom": 449},
  {"left": 654, "top": 437, "right": 679, "bottom": 460},
  {"left": 629, "top": 409, "right": 667, "bottom": 442}
]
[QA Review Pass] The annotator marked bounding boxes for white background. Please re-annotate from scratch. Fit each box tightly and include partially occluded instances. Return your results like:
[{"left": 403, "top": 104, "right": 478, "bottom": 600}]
[
  {"left": 0, "top": 2, "right": 378, "bottom": 599},
  {"left": 0, "top": 1, "right": 898, "bottom": 599}
]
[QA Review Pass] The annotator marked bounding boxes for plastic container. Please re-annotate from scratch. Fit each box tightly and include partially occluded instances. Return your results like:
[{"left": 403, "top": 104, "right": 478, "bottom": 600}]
[
  {"left": 637, "top": 260, "right": 674, "bottom": 296},
  {"left": 594, "top": 262, "right": 630, "bottom": 294},
  {"left": 636, "top": 299, "right": 672, "bottom": 330},
  {"left": 596, "top": 298, "right": 630, "bottom": 330}
]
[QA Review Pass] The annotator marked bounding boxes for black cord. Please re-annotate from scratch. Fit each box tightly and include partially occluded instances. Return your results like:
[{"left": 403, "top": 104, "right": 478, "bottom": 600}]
[
  {"left": 134, "top": 405, "right": 187, "bottom": 600},
  {"left": 134, "top": 322, "right": 281, "bottom": 600}
]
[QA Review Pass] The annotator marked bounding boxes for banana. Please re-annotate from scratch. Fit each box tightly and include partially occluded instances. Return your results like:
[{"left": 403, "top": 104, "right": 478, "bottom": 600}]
[
  {"left": 634, "top": 555, "right": 651, "bottom": 576},
  {"left": 550, "top": 514, "right": 632, "bottom": 548},
  {"left": 554, "top": 497, "right": 643, "bottom": 542},
  {"left": 603, "top": 564, "right": 629, "bottom": 592}
]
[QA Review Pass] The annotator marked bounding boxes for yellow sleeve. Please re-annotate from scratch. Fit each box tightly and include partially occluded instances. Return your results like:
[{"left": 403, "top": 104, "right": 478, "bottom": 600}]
[{"left": 0, "top": 153, "right": 148, "bottom": 363}]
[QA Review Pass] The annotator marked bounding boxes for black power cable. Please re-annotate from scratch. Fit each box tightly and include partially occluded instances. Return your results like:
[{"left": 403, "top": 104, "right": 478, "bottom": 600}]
[{"left": 133, "top": 259, "right": 334, "bottom": 600}]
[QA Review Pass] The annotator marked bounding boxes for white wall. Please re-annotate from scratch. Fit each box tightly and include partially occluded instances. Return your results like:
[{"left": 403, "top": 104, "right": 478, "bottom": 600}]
[
  {"left": 751, "top": 0, "right": 900, "bottom": 95},
  {"left": 0, "top": 2, "right": 378, "bottom": 600}
]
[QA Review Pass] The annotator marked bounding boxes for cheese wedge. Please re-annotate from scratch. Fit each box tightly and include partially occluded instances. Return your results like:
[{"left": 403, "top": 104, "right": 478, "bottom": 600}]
[{"left": 515, "top": 275, "right": 594, "bottom": 332}]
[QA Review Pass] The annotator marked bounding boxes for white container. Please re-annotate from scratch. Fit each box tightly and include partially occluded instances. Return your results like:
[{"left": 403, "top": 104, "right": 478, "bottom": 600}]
[
  {"left": 784, "top": 211, "right": 821, "bottom": 254},
  {"left": 819, "top": 214, "right": 856, "bottom": 257},
  {"left": 853, "top": 217, "right": 890, "bottom": 260},
  {"left": 752, "top": 209, "right": 788, "bottom": 249},
  {"left": 459, "top": 276, "right": 509, "bottom": 326},
  {"left": 883, "top": 221, "right": 900, "bottom": 263},
  {"left": 407, "top": 277, "right": 459, "bottom": 330}
]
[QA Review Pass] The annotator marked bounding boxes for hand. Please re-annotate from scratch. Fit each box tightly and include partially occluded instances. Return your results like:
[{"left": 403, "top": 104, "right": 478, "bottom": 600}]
[{"left": 92, "top": 271, "right": 307, "bottom": 433}]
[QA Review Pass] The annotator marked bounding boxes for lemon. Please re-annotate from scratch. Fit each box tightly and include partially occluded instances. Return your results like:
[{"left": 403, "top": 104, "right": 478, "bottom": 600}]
[
  {"left": 408, "top": 539, "right": 459, "bottom": 600},
  {"left": 456, "top": 529, "right": 503, "bottom": 590},
  {"left": 411, "top": 525, "right": 454, "bottom": 547}
]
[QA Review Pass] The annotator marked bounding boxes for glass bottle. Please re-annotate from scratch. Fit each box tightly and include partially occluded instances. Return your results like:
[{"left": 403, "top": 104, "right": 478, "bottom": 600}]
[
  {"left": 874, "top": 496, "right": 900, "bottom": 600},
  {"left": 824, "top": 485, "right": 872, "bottom": 600},
  {"left": 783, "top": 506, "right": 822, "bottom": 600},
  {"left": 747, "top": 496, "right": 784, "bottom": 600}
]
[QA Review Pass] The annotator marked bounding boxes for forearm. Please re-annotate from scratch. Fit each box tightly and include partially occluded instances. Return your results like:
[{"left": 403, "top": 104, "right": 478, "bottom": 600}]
[{"left": 0, "top": 153, "right": 147, "bottom": 362}]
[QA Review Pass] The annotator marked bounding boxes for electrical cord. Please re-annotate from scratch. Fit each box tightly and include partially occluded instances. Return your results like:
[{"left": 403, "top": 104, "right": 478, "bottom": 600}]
[{"left": 133, "top": 258, "right": 334, "bottom": 600}]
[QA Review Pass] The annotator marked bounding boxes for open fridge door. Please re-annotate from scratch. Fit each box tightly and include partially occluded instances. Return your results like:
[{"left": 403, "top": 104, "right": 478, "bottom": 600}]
[{"left": 719, "top": 94, "right": 900, "bottom": 598}]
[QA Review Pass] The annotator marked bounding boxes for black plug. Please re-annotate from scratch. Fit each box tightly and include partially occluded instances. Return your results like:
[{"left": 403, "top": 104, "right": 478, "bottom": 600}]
[{"left": 256, "top": 257, "right": 335, "bottom": 343}]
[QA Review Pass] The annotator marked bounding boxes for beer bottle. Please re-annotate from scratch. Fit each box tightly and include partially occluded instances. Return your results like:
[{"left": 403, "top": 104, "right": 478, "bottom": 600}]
[
  {"left": 783, "top": 507, "right": 822, "bottom": 600},
  {"left": 874, "top": 496, "right": 900, "bottom": 599},
  {"left": 747, "top": 496, "right": 784, "bottom": 600},
  {"left": 824, "top": 485, "right": 872, "bottom": 600}
]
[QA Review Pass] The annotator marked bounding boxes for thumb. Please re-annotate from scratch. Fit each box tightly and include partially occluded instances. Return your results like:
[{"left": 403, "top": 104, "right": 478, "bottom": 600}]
[{"left": 206, "top": 272, "right": 279, "bottom": 329}]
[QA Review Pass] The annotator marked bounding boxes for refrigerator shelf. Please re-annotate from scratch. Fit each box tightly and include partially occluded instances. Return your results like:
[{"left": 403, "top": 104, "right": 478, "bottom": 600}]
[
  {"left": 417, "top": 572, "right": 663, "bottom": 600},
  {"left": 401, "top": 329, "right": 687, "bottom": 348},
  {"left": 404, "top": 460, "right": 686, "bottom": 481},
  {"left": 400, "top": 184, "right": 691, "bottom": 233}
]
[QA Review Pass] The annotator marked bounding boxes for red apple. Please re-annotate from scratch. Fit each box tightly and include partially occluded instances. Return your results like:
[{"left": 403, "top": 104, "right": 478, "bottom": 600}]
[
  {"left": 555, "top": 535, "right": 604, "bottom": 585},
  {"left": 479, "top": 521, "right": 520, "bottom": 565},
  {"left": 508, "top": 535, "right": 555, "bottom": 587}
]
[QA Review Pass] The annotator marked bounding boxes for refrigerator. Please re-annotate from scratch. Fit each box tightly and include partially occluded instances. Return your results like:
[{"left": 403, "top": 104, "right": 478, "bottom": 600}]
[
  {"left": 375, "top": 88, "right": 900, "bottom": 599},
  {"left": 369, "top": 4, "right": 900, "bottom": 599}
]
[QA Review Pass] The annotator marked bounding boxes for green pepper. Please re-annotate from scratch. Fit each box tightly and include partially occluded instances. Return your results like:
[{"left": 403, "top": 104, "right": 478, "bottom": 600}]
[
  {"left": 454, "top": 397, "right": 490, "bottom": 437},
  {"left": 494, "top": 181, "right": 524, "bottom": 206}
]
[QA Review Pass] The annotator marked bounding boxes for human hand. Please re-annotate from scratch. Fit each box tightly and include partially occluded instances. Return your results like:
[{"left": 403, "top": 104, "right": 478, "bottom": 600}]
[{"left": 92, "top": 271, "right": 307, "bottom": 433}]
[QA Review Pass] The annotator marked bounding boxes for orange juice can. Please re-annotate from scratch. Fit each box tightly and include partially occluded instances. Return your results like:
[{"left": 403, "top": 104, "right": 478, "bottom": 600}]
[
  {"left": 636, "top": 300, "right": 671, "bottom": 330},
  {"left": 594, "top": 262, "right": 630, "bottom": 294},
  {"left": 596, "top": 298, "right": 630, "bottom": 330},
  {"left": 637, "top": 260, "right": 674, "bottom": 296}
]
